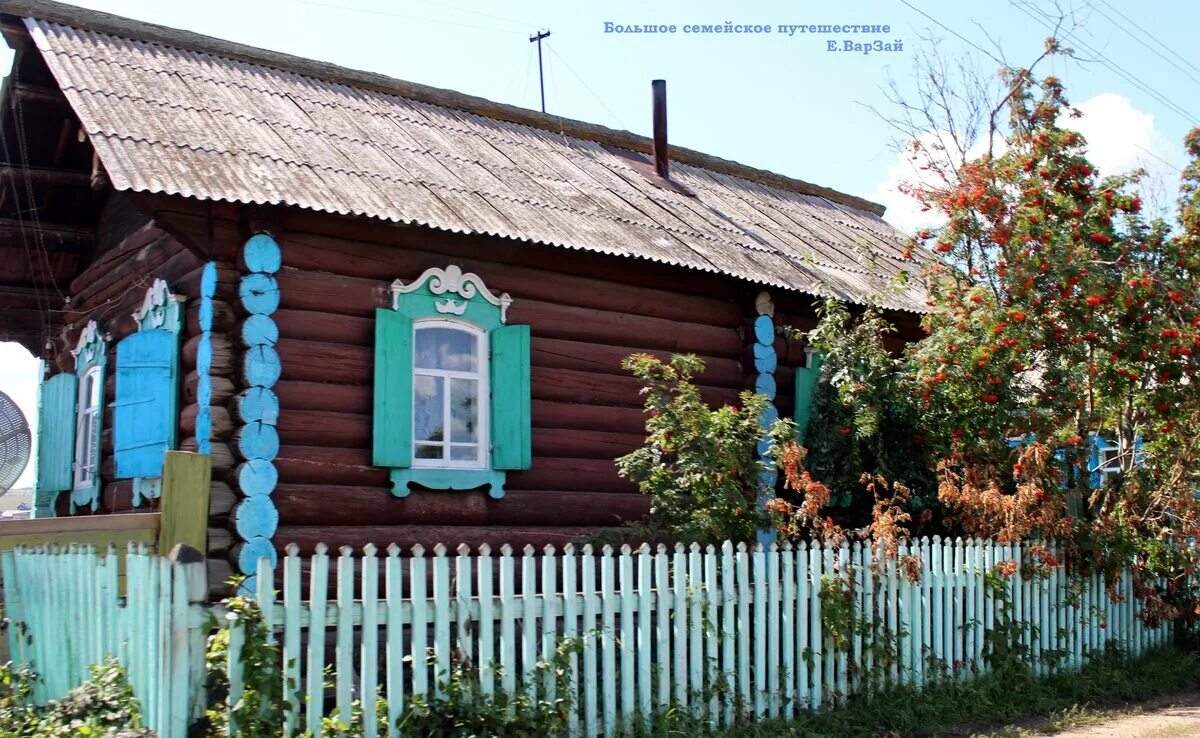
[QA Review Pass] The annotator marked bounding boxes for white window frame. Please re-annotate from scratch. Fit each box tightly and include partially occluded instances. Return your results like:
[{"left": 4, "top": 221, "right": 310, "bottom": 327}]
[
  {"left": 73, "top": 364, "right": 102, "bottom": 490},
  {"left": 411, "top": 319, "right": 489, "bottom": 471},
  {"left": 1094, "top": 443, "right": 1121, "bottom": 483}
]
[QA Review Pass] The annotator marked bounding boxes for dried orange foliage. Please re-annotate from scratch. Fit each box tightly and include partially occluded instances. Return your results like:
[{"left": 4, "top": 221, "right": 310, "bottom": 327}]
[
  {"left": 936, "top": 442, "right": 1072, "bottom": 542},
  {"left": 771, "top": 441, "right": 921, "bottom": 580}
]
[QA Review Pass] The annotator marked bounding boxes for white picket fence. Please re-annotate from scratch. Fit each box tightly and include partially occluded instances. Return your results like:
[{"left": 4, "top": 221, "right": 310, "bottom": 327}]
[
  {"left": 234, "top": 537, "right": 1171, "bottom": 737},
  {"left": 0, "top": 538, "right": 1176, "bottom": 738}
]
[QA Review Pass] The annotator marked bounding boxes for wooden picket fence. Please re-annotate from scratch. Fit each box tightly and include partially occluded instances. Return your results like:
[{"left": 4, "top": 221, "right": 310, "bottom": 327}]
[
  {"left": 0, "top": 537, "right": 1178, "bottom": 738},
  {"left": 0, "top": 543, "right": 208, "bottom": 738}
]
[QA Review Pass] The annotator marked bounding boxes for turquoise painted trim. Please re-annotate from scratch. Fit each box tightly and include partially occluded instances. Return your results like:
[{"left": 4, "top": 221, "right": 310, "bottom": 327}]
[
  {"left": 793, "top": 352, "right": 824, "bottom": 446},
  {"left": 373, "top": 309, "right": 414, "bottom": 467},
  {"left": 70, "top": 321, "right": 107, "bottom": 514},
  {"left": 389, "top": 468, "right": 507, "bottom": 499},
  {"left": 233, "top": 235, "right": 282, "bottom": 587},
  {"left": 379, "top": 265, "right": 527, "bottom": 497},
  {"left": 489, "top": 325, "right": 532, "bottom": 471},
  {"left": 196, "top": 263, "right": 217, "bottom": 455},
  {"left": 751, "top": 296, "right": 778, "bottom": 548},
  {"left": 32, "top": 367, "right": 77, "bottom": 518}
]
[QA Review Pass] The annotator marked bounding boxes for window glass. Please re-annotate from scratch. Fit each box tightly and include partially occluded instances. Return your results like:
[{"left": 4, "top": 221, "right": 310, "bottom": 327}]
[
  {"left": 414, "top": 374, "right": 444, "bottom": 443},
  {"left": 413, "top": 322, "right": 486, "bottom": 469},
  {"left": 415, "top": 327, "right": 478, "bottom": 372},
  {"left": 449, "top": 377, "right": 478, "bottom": 443},
  {"left": 74, "top": 365, "right": 101, "bottom": 489}
]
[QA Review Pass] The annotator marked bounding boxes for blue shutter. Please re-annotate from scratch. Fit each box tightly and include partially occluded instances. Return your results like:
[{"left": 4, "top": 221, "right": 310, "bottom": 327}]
[
  {"left": 115, "top": 329, "right": 177, "bottom": 479},
  {"left": 490, "top": 324, "right": 531, "bottom": 470},
  {"left": 34, "top": 372, "right": 77, "bottom": 512}
]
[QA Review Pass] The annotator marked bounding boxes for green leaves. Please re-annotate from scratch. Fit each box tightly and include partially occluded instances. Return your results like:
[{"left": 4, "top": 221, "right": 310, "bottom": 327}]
[
  {"left": 618, "top": 353, "right": 795, "bottom": 545},
  {"left": 0, "top": 659, "right": 151, "bottom": 738}
]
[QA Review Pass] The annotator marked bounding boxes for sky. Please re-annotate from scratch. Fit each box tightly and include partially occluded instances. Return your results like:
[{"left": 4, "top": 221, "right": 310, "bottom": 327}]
[{"left": 2, "top": 0, "right": 1199, "bottom": 489}]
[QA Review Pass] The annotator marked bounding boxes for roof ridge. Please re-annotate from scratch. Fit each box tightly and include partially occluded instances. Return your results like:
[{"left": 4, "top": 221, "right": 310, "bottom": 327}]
[{"left": 0, "top": 0, "right": 888, "bottom": 216}]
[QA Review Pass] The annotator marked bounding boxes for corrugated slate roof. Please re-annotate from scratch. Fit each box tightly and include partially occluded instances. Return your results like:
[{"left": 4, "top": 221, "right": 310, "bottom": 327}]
[{"left": 20, "top": 13, "right": 929, "bottom": 313}]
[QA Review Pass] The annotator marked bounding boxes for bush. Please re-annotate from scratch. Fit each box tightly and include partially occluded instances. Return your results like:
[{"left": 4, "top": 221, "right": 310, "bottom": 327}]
[{"left": 0, "top": 658, "right": 152, "bottom": 738}]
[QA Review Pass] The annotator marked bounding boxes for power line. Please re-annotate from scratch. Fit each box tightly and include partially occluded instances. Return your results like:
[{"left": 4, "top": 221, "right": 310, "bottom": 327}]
[
  {"left": 1089, "top": 4, "right": 1200, "bottom": 89},
  {"left": 1135, "top": 144, "right": 1183, "bottom": 175},
  {"left": 897, "top": 0, "right": 1004, "bottom": 65},
  {"left": 1009, "top": 0, "right": 1200, "bottom": 126},
  {"left": 293, "top": 0, "right": 527, "bottom": 35},
  {"left": 546, "top": 43, "right": 628, "bottom": 131},
  {"left": 407, "top": 0, "right": 535, "bottom": 30},
  {"left": 1096, "top": 0, "right": 1200, "bottom": 78}
]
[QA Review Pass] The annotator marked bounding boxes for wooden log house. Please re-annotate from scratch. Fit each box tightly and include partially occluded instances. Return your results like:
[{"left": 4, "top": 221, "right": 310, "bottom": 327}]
[{"left": 0, "top": 0, "right": 929, "bottom": 591}]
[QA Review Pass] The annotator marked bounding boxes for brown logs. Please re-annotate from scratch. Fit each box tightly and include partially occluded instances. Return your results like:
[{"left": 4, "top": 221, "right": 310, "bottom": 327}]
[
  {"left": 184, "top": 372, "right": 236, "bottom": 406},
  {"left": 273, "top": 271, "right": 743, "bottom": 357},
  {"left": 270, "top": 487, "right": 648, "bottom": 528},
  {"left": 183, "top": 334, "right": 233, "bottom": 374},
  {"left": 186, "top": 298, "right": 236, "bottom": 336},
  {"left": 274, "top": 446, "right": 387, "bottom": 487},
  {"left": 180, "top": 404, "right": 233, "bottom": 440},
  {"left": 274, "top": 381, "right": 371, "bottom": 414},
  {"left": 276, "top": 339, "right": 371, "bottom": 385}
]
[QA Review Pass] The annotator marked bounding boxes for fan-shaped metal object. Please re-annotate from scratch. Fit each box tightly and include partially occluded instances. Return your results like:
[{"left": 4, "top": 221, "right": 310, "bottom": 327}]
[{"left": 0, "top": 391, "right": 31, "bottom": 494}]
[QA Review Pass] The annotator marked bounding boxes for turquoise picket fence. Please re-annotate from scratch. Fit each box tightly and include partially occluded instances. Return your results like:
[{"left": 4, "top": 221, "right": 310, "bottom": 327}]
[
  {"left": 0, "top": 543, "right": 207, "bottom": 738},
  {"left": 0, "top": 538, "right": 1178, "bottom": 737}
]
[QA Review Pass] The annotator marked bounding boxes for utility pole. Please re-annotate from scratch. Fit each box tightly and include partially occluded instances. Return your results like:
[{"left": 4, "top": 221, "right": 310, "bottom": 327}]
[{"left": 529, "top": 29, "right": 551, "bottom": 113}]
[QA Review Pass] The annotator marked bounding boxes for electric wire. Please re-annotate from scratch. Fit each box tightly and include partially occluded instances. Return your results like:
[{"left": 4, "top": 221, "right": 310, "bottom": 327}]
[
  {"left": 1096, "top": 0, "right": 1200, "bottom": 78},
  {"left": 546, "top": 43, "right": 627, "bottom": 131},
  {"left": 292, "top": 0, "right": 527, "bottom": 35},
  {"left": 1089, "top": 4, "right": 1200, "bottom": 89},
  {"left": 1009, "top": 0, "right": 1200, "bottom": 126}
]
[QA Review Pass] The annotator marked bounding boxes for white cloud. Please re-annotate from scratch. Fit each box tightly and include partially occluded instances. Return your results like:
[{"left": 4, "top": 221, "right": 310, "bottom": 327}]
[
  {"left": 1066, "top": 93, "right": 1157, "bottom": 177},
  {"left": 871, "top": 93, "right": 1176, "bottom": 233},
  {"left": 0, "top": 342, "right": 40, "bottom": 490}
]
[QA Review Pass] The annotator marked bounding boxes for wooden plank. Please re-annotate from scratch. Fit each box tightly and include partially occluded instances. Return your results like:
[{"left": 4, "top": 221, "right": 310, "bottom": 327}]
[{"left": 159, "top": 452, "right": 212, "bottom": 555}]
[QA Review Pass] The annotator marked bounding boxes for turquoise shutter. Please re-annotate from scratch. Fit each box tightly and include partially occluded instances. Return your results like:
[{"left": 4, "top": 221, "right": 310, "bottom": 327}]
[
  {"left": 115, "top": 329, "right": 177, "bottom": 478},
  {"left": 490, "top": 324, "right": 531, "bottom": 470},
  {"left": 34, "top": 372, "right": 77, "bottom": 510},
  {"left": 373, "top": 308, "right": 413, "bottom": 467},
  {"left": 793, "top": 352, "right": 824, "bottom": 445},
  {"left": 35, "top": 373, "right": 78, "bottom": 492}
]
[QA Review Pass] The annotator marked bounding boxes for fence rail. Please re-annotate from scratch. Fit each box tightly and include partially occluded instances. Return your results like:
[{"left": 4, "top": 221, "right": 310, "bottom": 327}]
[{"left": 0, "top": 537, "right": 1176, "bottom": 738}]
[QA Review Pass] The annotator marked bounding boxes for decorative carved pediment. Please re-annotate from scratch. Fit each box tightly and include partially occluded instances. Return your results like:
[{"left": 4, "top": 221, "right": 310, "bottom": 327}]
[
  {"left": 391, "top": 264, "right": 512, "bottom": 323},
  {"left": 132, "top": 278, "right": 184, "bottom": 332}
]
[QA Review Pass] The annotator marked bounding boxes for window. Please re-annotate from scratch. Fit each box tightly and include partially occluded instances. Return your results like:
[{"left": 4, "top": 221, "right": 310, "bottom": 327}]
[
  {"left": 73, "top": 365, "right": 102, "bottom": 490},
  {"left": 413, "top": 321, "right": 488, "bottom": 469},
  {"left": 1094, "top": 444, "right": 1121, "bottom": 483},
  {"left": 373, "top": 265, "right": 530, "bottom": 499}
]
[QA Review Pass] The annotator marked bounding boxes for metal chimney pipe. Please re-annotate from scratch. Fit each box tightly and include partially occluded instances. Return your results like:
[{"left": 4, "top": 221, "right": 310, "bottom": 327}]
[{"left": 652, "top": 79, "right": 668, "bottom": 179}]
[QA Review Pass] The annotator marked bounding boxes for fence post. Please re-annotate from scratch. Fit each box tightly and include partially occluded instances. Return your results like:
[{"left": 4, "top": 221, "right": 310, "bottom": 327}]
[
  {"left": 160, "top": 452, "right": 212, "bottom": 556},
  {"left": 166, "top": 543, "right": 208, "bottom": 738}
]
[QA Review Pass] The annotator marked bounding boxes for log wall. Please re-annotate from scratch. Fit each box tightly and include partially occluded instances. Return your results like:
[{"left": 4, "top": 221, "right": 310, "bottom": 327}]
[
  {"left": 54, "top": 200, "right": 207, "bottom": 520},
  {"left": 89, "top": 198, "right": 926, "bottom": 581},
  {"left": 249, "top": 210, "right": 760, "bottom": 555}
]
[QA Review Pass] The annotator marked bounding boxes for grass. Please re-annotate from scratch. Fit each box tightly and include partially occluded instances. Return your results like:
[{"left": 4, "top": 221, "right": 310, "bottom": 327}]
[{"left": 632, "top": 645, "right": 1200, "bottom": 738}]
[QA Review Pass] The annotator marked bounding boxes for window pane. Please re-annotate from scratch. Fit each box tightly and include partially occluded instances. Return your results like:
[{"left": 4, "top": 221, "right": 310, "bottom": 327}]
[
  {"left": 415, "top": 444, "right": 443, "bottom": 459},
  {"left": 80, "top": 374, "right": 93, "bottom": 409},
  {"left": 415, "top": 327, "right": 478, "bottom": 372},
  {"left": 90, "top": 372, "right": 102, "bottom": 405},
  {"left": 450, "top": 445, "right": 478, "bottom": 462},
  {"left": 450, "top": 378, "right": 478, "bottom": 443},
  {"left": 414, "top": 374, "right": 444, "bottom": 442}
]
